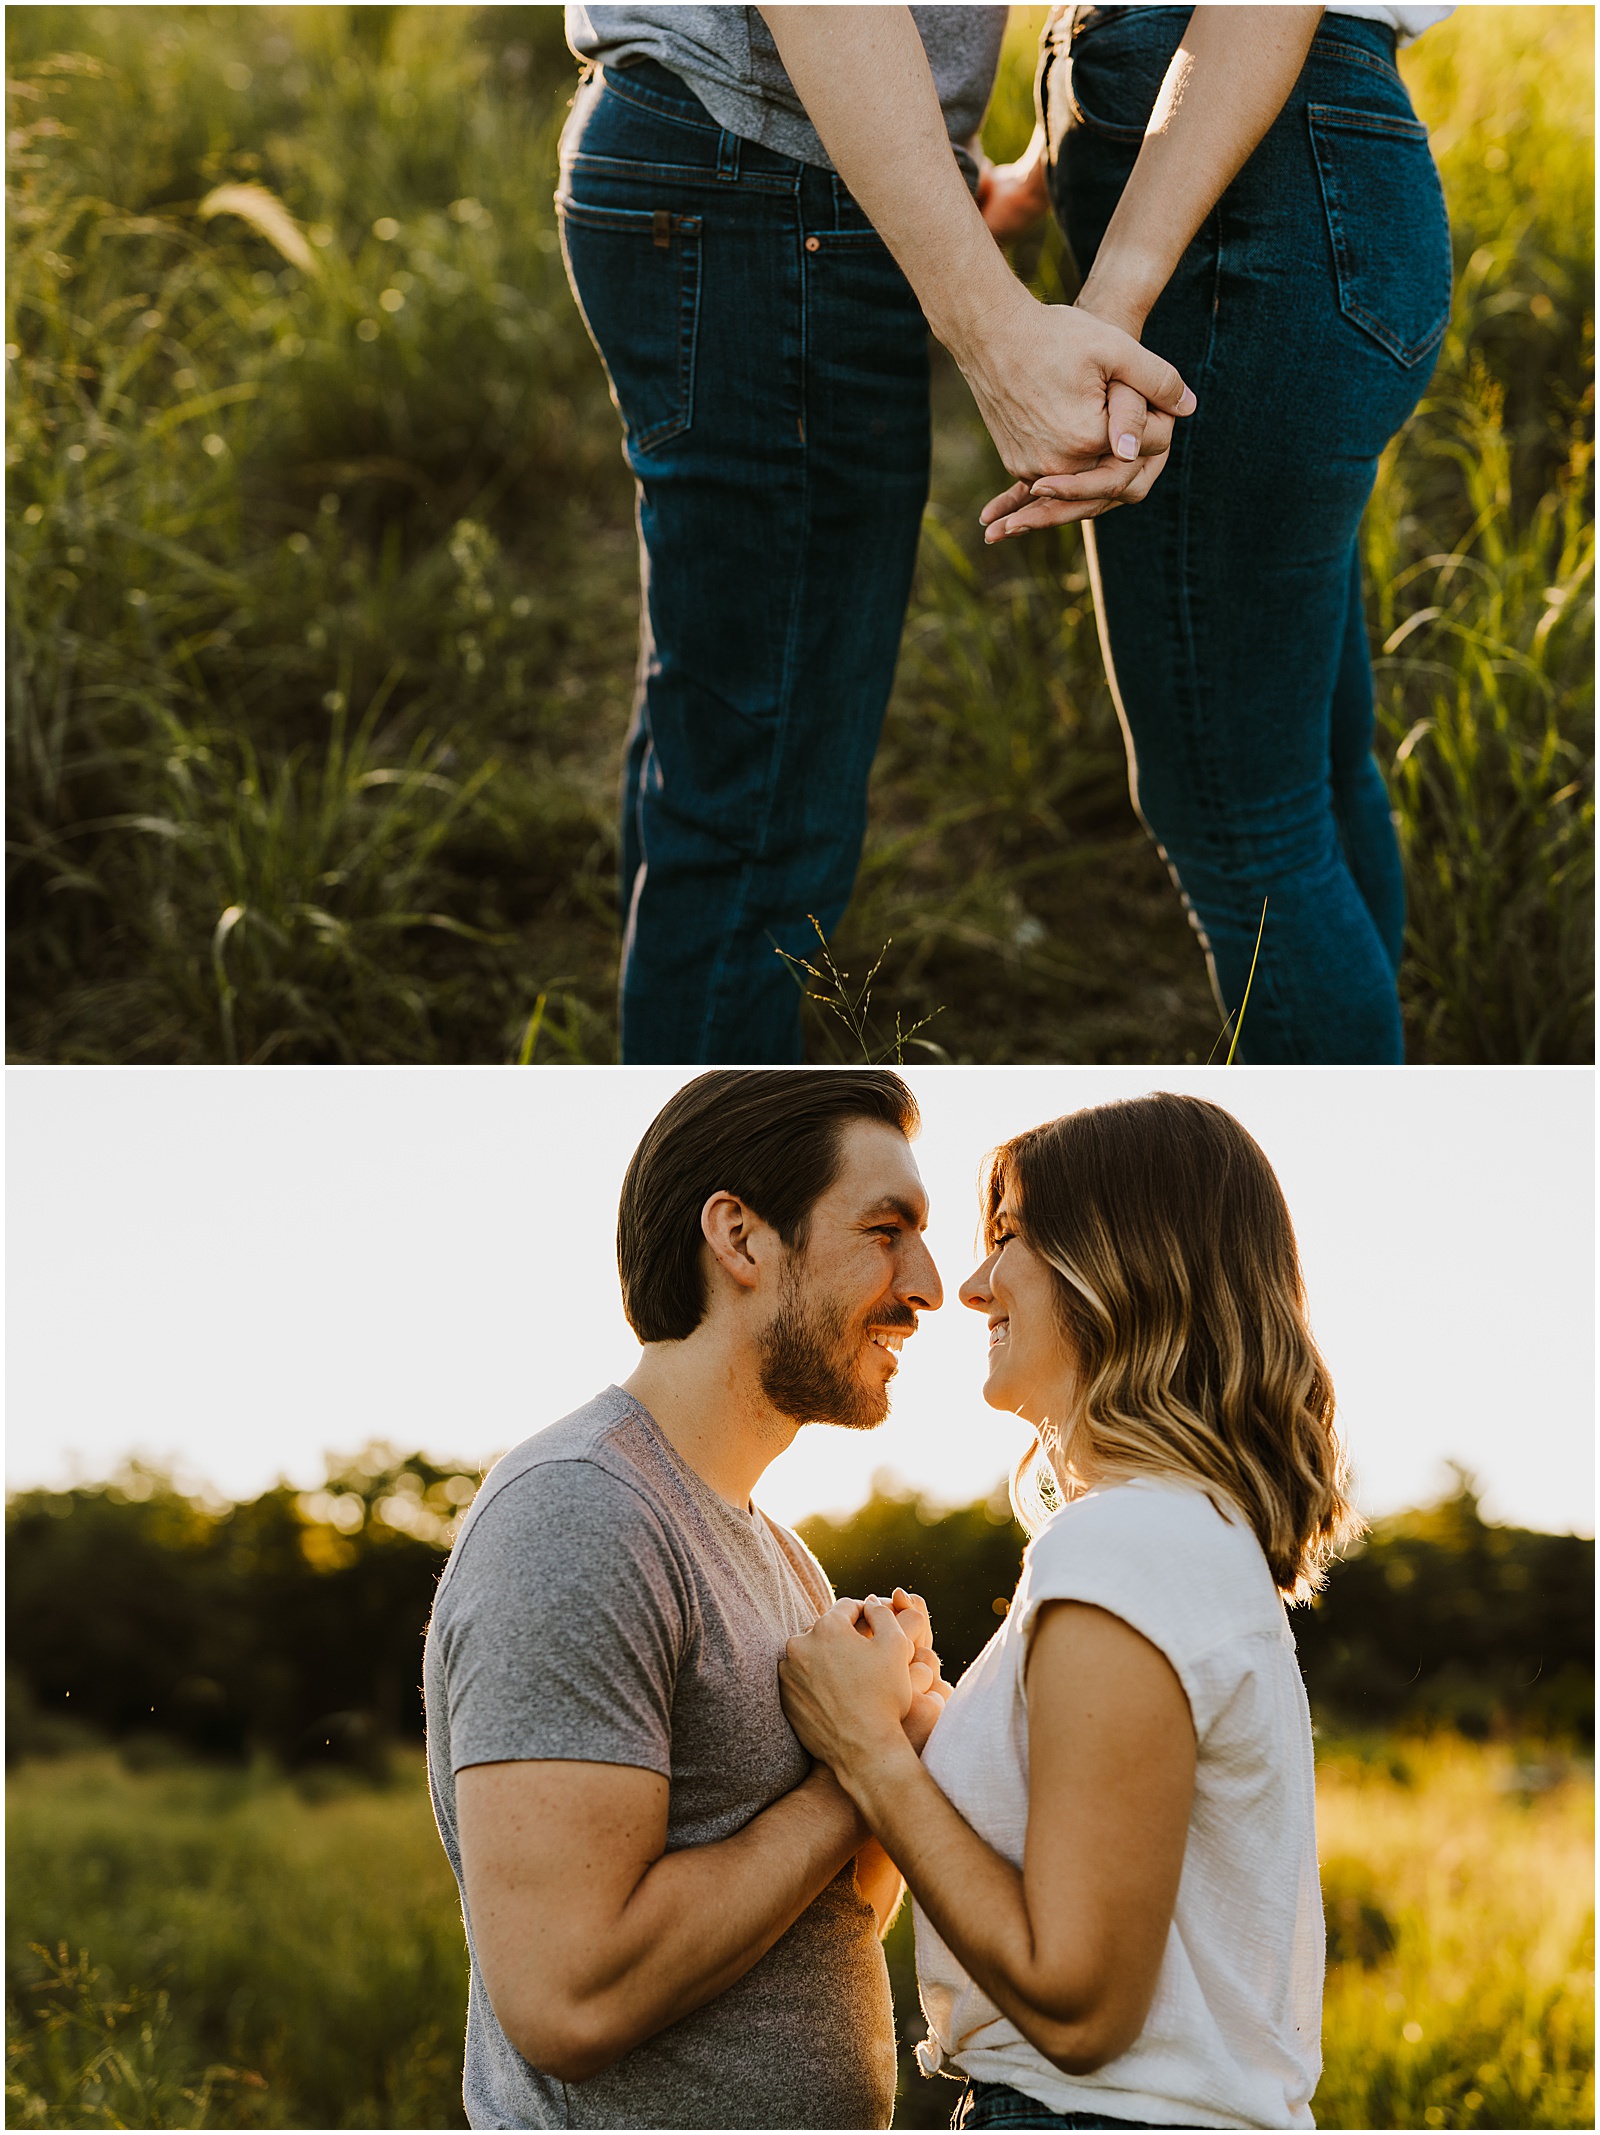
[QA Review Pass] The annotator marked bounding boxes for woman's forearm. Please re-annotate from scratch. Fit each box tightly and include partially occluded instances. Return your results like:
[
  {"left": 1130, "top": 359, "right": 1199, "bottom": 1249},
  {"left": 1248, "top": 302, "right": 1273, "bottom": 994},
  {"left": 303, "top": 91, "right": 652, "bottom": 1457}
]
[
  {"left": 854, "top": 1834, "right": 907, "bottom": 1934},
  {"left": 841, "top": 1739, "right": 1118, "bottom": 2071},
  {"left": 1077, "top": 5, "right": 1323, "bottom": 334}
]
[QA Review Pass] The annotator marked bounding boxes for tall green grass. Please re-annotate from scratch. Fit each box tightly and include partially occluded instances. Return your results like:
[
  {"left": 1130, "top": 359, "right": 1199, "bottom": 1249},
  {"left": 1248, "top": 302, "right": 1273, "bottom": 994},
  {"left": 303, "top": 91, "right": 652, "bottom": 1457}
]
[
  {"left": 6, "top": 1754, "right": 468, "bottom": 2128},
  {"left": 1313, "top": 1735, "right": 1594, "bottom": 2130},
  {"left": 6, "top": 1741, "right": 1591, "bottom": 2129},
  {"left": 7, "top": 7, "right": 624, "bottom": 1062},
  {"left": 6, "top": 6, "right": 1592, "bottom": 1060}
]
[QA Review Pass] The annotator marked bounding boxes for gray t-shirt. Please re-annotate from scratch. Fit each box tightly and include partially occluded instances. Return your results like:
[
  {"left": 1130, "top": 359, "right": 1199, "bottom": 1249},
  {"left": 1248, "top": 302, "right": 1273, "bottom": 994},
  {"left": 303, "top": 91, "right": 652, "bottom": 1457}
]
[
  {"left": 566, "top": 5, "right": 1008, "bottom": 185},
  {"left": 423, "top": 1384, "right": 897, "bottom": 2130}
]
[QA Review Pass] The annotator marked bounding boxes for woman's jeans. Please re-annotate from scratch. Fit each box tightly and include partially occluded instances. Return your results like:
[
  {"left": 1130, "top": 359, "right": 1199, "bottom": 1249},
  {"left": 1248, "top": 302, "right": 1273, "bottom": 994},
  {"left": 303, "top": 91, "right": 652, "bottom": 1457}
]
[
  {"left": 954, "top": 2078, "right": 1176, "bottom": 2129},
  {"left": 558, "top": 60, "right": 931, "bottom": 1062},
  {"left": 1049, "top": 8, "right": 1453, "bottom": 1061}
]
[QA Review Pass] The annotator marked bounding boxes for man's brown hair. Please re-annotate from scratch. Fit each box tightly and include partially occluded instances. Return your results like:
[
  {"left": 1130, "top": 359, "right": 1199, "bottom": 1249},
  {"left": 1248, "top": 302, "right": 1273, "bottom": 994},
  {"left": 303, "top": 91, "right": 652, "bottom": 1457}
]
[{"left": 618, "top": 1070, "right": 920, "bottom": 1343}]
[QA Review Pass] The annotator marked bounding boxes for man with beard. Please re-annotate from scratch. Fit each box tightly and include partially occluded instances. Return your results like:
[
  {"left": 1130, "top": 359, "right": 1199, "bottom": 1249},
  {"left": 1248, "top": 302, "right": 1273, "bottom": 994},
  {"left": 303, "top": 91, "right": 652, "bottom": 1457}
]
[{"left": 423, "top": 1069, "right": 947, "bottom": 2130}]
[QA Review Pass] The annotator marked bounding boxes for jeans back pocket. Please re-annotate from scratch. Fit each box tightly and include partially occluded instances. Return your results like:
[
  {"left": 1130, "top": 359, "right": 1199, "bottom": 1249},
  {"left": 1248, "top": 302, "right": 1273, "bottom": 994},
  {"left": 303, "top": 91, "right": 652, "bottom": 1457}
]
[
  {"left": 558, "top": 195, "right": 703, "bottom": 455},
  {"left": 1308, "top": 104, "right": 1453, "bottom": 367}
]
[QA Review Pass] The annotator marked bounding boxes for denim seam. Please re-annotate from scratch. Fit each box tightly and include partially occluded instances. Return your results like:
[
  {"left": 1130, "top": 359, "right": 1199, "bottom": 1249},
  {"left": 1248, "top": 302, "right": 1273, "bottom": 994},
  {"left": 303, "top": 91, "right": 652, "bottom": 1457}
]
[
  {"left": 596, "top": 66, "right": 721, "bottom": 132},
  {"left": 1177, "top": 200, "right": 1301, "bottom": 1053},
  {"left": 1308, "top": 37, "right": 1404, "bottom": 85},
  {"left": 1307, "top": 101, "right": 1429, "bottom": 143},
  {"left": 695, "top": 203, "right": 813, "bottom": 1050},
  {"left": 563, "top": 149, "right": 798, "bottom": 196}
]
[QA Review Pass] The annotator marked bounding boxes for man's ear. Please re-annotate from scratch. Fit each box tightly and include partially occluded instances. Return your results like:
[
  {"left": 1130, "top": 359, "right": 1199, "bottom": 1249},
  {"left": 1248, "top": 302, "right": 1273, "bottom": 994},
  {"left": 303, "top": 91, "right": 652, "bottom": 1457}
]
[{"left": 701, "top": 1191, "right": 777, "bottom": 1294}]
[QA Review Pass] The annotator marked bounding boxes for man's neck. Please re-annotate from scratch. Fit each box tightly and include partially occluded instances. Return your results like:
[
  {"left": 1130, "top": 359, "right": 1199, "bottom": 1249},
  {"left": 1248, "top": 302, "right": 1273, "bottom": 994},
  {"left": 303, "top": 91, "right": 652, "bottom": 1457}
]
[{"left": 621, "top": 1341, "right": 798, "bottom": 1513}]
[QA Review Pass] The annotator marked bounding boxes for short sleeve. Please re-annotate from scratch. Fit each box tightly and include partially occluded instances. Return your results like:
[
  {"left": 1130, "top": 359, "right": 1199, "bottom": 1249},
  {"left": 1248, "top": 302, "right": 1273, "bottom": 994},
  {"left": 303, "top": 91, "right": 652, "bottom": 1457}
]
[
  {"left": 1014, "top": 1483, "right": 1279, "bottom": 1743},
  {"left": 433, "top": 1458, "right": 691, "bottom": 1777}
]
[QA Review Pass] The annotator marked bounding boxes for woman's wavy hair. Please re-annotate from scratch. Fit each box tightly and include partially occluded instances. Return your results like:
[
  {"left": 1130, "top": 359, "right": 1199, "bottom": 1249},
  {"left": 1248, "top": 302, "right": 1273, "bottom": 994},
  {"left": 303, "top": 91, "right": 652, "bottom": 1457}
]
[{"left": 984, "top": 1093, "right": 1362, "bottom": 1601}]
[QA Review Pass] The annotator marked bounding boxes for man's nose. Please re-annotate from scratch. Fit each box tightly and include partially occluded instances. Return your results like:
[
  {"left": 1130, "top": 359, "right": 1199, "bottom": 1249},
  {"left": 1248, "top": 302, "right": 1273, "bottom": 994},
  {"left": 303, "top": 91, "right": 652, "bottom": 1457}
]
[{"left": 901, "top": 1235, "right": 943, "bottom": 1313}]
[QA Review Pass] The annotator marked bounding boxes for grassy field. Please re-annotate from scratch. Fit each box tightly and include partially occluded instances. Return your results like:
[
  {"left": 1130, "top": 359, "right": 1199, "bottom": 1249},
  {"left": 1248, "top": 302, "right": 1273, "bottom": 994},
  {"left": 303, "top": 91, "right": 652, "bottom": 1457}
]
[
  {"left": 5, "top": 1739, "right": 1593, "bottom": 2130},
  {"left": 5, "top": 6, "right": 1593, "bottom": 1062}
]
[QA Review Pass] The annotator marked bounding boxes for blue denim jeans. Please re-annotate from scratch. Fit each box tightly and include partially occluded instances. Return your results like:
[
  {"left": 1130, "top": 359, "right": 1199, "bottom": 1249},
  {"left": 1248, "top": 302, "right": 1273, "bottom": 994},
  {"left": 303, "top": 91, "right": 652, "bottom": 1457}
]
[
  {"left": 953, "top": 2078, "right": 1180, "bottom": 2129},
  {"left": 558, "top": 60, "right": 931, "bottom": 1062},
  {"left": 1048, "top": 8, "right": 1453, "bottom": 1061}
]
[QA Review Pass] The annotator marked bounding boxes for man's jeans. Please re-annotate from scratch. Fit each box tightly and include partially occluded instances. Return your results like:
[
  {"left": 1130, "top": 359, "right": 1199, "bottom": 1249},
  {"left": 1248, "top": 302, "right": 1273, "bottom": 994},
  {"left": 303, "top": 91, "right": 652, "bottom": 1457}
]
[
  {"left": 559, "top": 61, "right": 931, "bottom": 1063},
  {"left": 1050, "top": 8, "right": 1453, "bottom": 1061}
]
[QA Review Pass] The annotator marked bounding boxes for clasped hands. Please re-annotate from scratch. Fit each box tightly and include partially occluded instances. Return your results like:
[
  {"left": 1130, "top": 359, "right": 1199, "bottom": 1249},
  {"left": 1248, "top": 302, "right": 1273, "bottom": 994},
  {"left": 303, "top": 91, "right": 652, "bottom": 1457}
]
[
  {"left": 968, "top": 147, "right": 1186, "bottom": 544},
  {"left": 780, "top": 1588, "right": 952, "bottom": 1794}
]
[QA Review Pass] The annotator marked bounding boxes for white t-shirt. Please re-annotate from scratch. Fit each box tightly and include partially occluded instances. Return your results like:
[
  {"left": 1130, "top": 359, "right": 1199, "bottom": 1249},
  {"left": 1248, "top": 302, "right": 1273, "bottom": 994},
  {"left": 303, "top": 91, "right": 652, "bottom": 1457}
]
[
  {"left": 1323, "top": 5, "right": 1456, "bottom": 45},
  {"left": 914, "top": 1477, "right": 1324, "bottom": 2131}
]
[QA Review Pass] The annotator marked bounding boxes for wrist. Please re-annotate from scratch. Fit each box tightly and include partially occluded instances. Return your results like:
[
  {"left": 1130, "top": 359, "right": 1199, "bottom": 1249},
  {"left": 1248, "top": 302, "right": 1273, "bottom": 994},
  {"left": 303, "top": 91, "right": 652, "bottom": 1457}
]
[
  {"left": 1075, "top": 259, "right": 1158, "bottom": 341},
  {"left": 804, "top": 1760, "right": 870, "bottom": 1847},
  {"left": 927, "top": 242, "right": 1035, "bottom": 368},
  {"left": 834, "top": 1732, "right": 924, "bottom": 1824}
]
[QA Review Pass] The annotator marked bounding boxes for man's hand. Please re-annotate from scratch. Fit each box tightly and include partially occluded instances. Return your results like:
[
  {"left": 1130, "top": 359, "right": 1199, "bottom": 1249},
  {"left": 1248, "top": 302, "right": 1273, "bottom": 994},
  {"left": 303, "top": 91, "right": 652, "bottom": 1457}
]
[{"left": 976, "top": 124, "right": 1051, "bottom": 245}]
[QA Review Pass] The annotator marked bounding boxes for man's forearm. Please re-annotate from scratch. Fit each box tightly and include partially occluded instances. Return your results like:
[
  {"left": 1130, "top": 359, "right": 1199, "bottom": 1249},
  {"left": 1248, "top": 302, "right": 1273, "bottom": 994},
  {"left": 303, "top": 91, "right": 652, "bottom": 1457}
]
[
  {"left": 759, "top": 6, "right": 1023, "bottom": 362},
  {"left": 558, "top": 1767, "right": 865, "bottom": 2076},
  {"left": 1077, "top": 6, "right": 1323, "bottom": 334},
  {"left": 758, "top": 5, "right": 1196, "bottom": 486}
]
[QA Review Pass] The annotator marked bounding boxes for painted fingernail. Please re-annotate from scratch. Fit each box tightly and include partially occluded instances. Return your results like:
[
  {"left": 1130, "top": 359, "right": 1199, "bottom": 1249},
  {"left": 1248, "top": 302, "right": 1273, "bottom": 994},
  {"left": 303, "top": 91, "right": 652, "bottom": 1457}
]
[{"left": 1115, "top": 433, "right": 1139, "bottom": 460}]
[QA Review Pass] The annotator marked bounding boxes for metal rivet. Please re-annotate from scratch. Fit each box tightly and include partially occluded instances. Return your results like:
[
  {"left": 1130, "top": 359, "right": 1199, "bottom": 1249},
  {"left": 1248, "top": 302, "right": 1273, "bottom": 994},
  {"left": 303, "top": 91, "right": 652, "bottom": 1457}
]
[{"left": 804, "top": 236, "right": 820, "bottom": 253}]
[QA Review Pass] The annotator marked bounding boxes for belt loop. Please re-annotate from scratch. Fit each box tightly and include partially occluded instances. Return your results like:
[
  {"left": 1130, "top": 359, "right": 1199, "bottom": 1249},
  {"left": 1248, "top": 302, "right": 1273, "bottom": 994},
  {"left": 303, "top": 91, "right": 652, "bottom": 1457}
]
[{"left": 716, "top": 129, "right": 740, "bottom": 180}]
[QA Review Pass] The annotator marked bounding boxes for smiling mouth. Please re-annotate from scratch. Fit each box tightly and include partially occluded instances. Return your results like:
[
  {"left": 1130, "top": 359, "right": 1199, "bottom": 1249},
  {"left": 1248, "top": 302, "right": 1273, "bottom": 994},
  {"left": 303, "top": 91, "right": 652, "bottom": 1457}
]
[
  {"left": 868, "top": 1332, "right": 906, "bottom": 1355},
  {"left": 987, "top": 1319, "right": 1008, "bottom": 1350}
]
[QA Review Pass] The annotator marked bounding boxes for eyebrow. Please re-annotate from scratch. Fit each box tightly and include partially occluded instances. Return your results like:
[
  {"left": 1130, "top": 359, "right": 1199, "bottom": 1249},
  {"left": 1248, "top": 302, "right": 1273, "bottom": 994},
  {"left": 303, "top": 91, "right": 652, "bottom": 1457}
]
[{"left": 857, "top": 1194, "right": 929, "bottom": 1230}]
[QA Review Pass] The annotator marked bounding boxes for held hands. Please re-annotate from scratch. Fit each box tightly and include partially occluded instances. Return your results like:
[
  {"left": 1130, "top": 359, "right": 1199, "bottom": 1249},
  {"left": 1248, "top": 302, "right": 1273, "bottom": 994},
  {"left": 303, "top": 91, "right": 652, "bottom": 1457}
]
[
  {"left": 884, "top": 1587, "right": 955, "bottom": 1754},
  {"left": 976, "top": 284, "right": 1180, "bottom": 542},
  {"left": 953, "top": 291, "right": 1193, "bottom": 539},
  {"left": 780, "top": 1589, "right": 951, "bottom": 1794},
  {"left": 979, "top": 401, "right": 1176, "bottom": 541},
  {"left": 968, "top": 139, "right": 1187, "bottom": 540}
]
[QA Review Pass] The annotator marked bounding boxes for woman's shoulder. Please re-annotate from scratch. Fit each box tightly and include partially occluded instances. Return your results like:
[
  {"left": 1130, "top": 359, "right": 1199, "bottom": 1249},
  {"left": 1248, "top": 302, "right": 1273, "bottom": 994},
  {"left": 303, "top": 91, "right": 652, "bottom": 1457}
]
[
  {"left": 1023, "top": 1475, "right": 1282, "bottom": 1642},
  {"left": 1034, "top": 1472, "right": 1256, "bottom": 1556}
]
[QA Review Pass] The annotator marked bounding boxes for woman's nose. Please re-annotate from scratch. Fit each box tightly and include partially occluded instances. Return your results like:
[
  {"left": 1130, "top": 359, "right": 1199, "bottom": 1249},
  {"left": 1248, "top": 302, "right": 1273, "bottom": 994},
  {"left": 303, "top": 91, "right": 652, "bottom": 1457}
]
[{"left": 958, "top": 1259, "right": 993, "bottom": 1311}]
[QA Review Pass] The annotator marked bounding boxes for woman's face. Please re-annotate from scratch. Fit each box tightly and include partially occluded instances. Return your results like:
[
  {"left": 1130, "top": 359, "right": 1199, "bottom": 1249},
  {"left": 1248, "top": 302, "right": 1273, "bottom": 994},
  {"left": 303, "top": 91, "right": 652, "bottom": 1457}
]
[{"left": 958, "top": 1199, "right": 1079, "bottom": 1428}]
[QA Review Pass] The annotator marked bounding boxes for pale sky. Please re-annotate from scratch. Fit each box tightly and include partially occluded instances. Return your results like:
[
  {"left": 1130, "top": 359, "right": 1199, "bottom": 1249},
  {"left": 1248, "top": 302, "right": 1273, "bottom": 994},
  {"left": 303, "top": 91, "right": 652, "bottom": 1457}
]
[{"left": 6, "top": 1067, "right": 1593, "bottom": 1537}]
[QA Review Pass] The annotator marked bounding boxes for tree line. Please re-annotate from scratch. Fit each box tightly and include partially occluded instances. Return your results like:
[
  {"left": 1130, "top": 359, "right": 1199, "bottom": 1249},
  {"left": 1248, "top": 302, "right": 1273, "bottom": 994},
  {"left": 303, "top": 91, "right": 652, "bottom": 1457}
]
[{"left": 7, "top": 1454, "right": 1591, "bottom": 1771}]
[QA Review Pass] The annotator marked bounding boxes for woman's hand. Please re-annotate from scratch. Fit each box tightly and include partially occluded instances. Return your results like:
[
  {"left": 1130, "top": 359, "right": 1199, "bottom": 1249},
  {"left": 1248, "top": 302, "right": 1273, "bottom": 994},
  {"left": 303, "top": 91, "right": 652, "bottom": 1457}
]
[
  {"left": 780, "top": 1598, "right": 925, "bottom": 1794},
  {"left": 978, "top": 403, "right": 1174, "bottom": 540},
  {"left": 884, "top": 1587, "right": 954, "bottom": 1753}
]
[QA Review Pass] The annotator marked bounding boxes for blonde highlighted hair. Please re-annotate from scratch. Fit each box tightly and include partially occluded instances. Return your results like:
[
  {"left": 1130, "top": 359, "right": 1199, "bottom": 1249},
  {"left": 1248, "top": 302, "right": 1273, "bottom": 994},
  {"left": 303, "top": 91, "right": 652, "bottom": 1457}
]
[{"left": 985, "top": 1093, "right": 1362, "bottom": 1600}]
